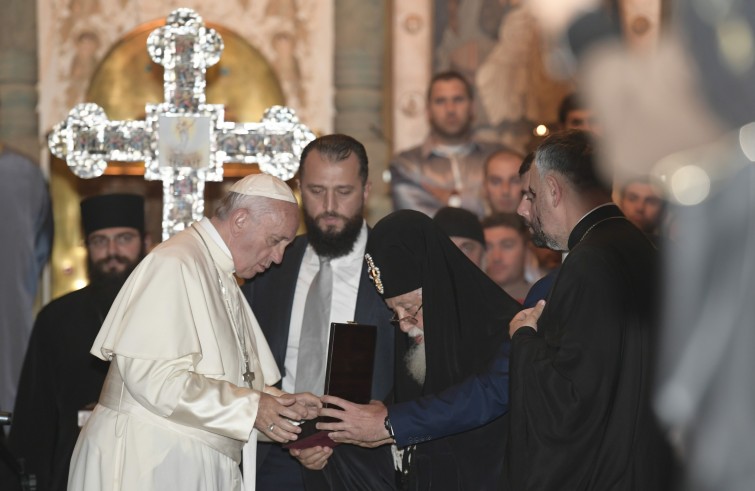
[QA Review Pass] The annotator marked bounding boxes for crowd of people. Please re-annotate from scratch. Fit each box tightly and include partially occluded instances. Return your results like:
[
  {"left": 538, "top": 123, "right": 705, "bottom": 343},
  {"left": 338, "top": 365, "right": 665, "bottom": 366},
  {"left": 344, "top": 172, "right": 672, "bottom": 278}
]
[
  {"left": 5, "top": 1, "right": 738, "bottom": 490},
  {"left": 1, "top": 91, "right": 671, "bottom": 491}
]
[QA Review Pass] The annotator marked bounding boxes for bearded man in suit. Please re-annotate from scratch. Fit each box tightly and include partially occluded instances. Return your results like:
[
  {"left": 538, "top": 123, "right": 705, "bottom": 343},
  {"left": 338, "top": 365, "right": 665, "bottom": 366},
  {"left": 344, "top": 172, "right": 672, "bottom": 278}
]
[{"left": 242, "top": 134, "right": 394, "bottom": 490}]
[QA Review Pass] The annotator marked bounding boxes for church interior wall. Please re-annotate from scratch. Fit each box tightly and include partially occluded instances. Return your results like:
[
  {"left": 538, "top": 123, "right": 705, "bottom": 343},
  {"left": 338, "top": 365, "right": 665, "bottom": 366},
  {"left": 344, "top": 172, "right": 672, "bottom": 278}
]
[
  {"left": 0, "top": 0, "right": 664, "bottom": 300},
  {"left": 37, "top": 0, "right": 334, "bottom": 135}
]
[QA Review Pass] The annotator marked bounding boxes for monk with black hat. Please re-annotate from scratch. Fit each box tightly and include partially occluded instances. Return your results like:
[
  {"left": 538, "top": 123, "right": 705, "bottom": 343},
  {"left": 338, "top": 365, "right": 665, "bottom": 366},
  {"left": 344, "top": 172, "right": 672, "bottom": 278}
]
[
  {"left": 315, "top": 209, "right": 521, "bottom": 490},
  {"left": 9, "top": 193, "right": 149, "bottom": 491}
]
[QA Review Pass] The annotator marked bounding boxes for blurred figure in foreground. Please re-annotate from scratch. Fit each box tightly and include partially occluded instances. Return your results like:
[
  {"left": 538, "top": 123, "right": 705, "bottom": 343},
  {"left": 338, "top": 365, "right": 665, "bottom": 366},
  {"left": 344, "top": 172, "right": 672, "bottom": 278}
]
[
  {"left": 525, "top": 0, "right": 755, "bottom": 488},
  {"left": 0, "top": 145, "right": 52, "bottom": 418}
]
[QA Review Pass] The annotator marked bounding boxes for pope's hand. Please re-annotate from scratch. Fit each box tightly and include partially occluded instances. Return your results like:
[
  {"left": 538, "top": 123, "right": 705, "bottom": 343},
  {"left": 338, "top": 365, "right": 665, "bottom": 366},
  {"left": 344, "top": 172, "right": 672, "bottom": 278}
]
[
  {"left": 255, "top": 393, "right": 307, "bottom": 443},
  {"left": 291, "top": 391, "right": 322, "bottom": 420}
]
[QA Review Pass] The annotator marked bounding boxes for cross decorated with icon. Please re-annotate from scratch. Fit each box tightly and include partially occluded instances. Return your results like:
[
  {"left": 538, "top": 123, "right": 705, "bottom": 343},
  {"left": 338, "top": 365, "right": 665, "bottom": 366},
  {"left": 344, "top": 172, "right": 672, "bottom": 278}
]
[{"left": 49, "top": 8, "right": 315, "bottom": 241}]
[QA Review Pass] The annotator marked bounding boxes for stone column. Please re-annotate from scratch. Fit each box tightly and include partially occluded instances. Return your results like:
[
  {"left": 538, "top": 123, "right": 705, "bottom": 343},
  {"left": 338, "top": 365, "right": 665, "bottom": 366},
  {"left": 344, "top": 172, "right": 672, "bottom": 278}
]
[
  {"left": 0, "top": 0, "right": 39, "bottom": 158},
  {"left": 334, "top": 0, "right": 391, "bottom": 223}
]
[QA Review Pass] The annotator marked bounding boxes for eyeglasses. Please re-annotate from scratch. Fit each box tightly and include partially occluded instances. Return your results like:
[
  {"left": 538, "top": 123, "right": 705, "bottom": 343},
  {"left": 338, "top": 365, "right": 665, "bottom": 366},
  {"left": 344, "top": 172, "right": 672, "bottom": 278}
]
[
  {"left": 390, "top": 303, "right": 423, "bottom": 326},
  {"left": 88, "top": 232, "right": 138, "bottom": 249}
]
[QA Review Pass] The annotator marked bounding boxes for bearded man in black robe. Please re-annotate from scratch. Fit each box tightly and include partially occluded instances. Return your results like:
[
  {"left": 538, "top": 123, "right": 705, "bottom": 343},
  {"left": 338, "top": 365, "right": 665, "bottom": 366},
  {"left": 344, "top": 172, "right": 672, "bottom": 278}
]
[
  {"left": 8, "top": 194, "right": 147, "bottom": 491},
  {"left": 508, "top": 130, "right": 673, "bottom": 490},
  {"left": 315, "top": 209, "right": 521, "bottom": 490}
]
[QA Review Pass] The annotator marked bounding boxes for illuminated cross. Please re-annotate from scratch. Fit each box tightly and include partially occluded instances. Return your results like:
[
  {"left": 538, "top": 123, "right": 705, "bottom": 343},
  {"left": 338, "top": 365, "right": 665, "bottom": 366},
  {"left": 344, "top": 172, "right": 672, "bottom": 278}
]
[{"left": 48, "top": 8, "right": 315, "bottom": 241}]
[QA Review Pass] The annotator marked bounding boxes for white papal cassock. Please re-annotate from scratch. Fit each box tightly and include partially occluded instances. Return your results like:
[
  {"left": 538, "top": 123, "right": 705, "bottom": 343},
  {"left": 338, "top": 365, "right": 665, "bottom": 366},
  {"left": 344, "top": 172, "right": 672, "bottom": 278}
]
[{"left": 68, "top": 217, "right": 280, "bottom": 491}]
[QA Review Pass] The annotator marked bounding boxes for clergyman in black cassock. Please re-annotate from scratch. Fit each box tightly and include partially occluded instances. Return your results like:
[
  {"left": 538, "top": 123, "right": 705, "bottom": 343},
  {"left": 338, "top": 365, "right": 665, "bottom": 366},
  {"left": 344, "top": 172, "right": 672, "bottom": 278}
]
[
  {"left": 320, "top": 209, "right": 521, "bottom": 490},
  {"left": 508, "top": 130, "right": 674, "bottom": 490},
  {"left": 8, "top": 194, "right": 146, "bottom": 491}
]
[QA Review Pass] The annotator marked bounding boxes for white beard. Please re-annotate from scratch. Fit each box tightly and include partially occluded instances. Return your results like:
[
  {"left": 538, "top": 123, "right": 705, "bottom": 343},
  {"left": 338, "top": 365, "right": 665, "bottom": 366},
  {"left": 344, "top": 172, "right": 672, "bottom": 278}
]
[{"left": 404, "top": 338, "right": 426, "bottom": 386}]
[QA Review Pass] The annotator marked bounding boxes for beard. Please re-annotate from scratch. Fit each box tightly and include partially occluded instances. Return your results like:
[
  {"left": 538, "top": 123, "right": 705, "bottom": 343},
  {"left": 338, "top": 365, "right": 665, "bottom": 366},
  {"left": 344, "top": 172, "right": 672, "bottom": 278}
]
[
  {"left": 87, "top": 252, "right": 142, "bottom": 313},
  {"left": 88, "top": 251, "right": 143, "bottom": 291},
  {"left": 528, "top": 215, "right": 561, "bottom": 251},
  {"left": 304, "top": 208, "right": 364, "bottom": 259},
  {"left": 404, "top": 331, "right": 426, "bottom": 386},
  {"left": 87, "top": 254, "right": 141, "bottom": 312}
]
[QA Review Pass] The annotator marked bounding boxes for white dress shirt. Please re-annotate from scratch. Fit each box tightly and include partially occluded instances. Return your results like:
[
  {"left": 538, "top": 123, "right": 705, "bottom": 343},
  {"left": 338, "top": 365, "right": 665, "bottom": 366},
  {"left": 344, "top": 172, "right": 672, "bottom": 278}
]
[{"left": 281, "top": 222, "right": 368, "bottom": 393}]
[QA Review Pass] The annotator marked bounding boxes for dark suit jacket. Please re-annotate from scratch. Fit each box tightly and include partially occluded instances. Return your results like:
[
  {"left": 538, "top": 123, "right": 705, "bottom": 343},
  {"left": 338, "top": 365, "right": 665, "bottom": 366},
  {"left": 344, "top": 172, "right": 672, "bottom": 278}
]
[
  {"left": 242, "top": 233, "right": 395, "bottom": 487},
  {"left": 241, "top": 233, "right": 395, "bottom": 402}
]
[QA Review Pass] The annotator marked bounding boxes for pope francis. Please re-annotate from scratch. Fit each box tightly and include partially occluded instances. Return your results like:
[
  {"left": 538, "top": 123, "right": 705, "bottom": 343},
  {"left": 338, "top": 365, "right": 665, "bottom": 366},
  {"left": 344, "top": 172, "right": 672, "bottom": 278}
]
[{"left": 68, "top": 174, "right": 320, "bottom": 491}]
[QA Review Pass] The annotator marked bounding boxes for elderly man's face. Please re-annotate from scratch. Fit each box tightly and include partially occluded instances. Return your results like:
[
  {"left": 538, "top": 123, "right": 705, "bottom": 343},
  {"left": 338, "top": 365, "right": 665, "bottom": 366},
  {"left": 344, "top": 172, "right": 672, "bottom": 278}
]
[
  {"left": 230, "top": 202, "right": 298, "bottom": 279},
  {"left": 386, "top": 287, "right": 426, "bottom": 385},
  {"left": 386, "top": 288, "right": 424, "bottom": 344}
]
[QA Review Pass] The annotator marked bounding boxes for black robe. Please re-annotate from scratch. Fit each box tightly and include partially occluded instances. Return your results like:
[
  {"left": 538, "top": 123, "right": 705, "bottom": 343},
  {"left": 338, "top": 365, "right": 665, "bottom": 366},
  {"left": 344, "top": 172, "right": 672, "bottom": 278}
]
[
  {"left": 508, "top": 205, "right": 674, "bottom": 490},
  {"left": 9, "top": 285, "right": 112, "bottom": 491},
  {"left": 368, "top": 210, "right": 521, "bottom": 490}
]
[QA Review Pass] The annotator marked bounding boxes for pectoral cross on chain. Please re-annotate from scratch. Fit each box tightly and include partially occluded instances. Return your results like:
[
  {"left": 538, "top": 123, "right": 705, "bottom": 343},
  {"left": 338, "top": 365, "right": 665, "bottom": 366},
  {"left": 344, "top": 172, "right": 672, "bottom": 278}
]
[{"left": 243, "top": 367, "right": 255, "bottom": 388}]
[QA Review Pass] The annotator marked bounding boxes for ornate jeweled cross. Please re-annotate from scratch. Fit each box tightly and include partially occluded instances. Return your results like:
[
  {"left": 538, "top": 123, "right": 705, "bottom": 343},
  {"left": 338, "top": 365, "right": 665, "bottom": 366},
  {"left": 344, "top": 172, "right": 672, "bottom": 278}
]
[{"left": 48, "top": 8, "right": 315, "bottom": 241}]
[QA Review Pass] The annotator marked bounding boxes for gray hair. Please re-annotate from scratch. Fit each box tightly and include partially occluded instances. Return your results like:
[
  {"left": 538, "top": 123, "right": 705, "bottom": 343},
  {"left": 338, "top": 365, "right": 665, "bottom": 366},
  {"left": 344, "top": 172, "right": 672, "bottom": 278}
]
[{"left": 534, "top": 130, "right": 611, "bottom": 195}]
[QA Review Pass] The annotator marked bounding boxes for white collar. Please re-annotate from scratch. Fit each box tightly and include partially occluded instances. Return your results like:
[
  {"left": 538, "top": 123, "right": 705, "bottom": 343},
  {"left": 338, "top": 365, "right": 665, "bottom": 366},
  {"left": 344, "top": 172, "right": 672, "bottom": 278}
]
[{"left": 197, "top": 217, "right": 232, "bottom": 258}]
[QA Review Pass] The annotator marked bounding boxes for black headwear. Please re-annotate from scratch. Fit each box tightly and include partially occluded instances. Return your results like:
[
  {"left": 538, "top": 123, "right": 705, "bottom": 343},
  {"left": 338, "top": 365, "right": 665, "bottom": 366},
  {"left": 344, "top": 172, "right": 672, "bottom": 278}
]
[
  {"left": 365, "top": 210, "right": 521, "bottom": 489},
  {"left": 433, "top": 206, "right": 485, "bottom": 247},
  {"left": 365, "top": 209, "right": 519, "bottom": 395},
  {"left": 80, "top": 194, "right": 145, "bottom": 236}
]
